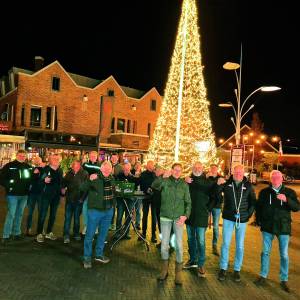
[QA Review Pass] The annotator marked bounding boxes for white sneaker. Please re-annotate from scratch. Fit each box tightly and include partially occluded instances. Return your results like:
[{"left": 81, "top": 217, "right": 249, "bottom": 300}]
[
  {"left": 95, "top": 228, "right": 99, "bottom": 235},
  {"left": 36, "top": 234, "right": 44, "bottom": 243},
  {"left": 82, "top": 226, "right": 87, "bottom": 235},
  {"left": 64, "top": 237, "right": 70, "bottom": 244},
  {"left": 45, "top": 232, "right": 57, "bottom": 240}
]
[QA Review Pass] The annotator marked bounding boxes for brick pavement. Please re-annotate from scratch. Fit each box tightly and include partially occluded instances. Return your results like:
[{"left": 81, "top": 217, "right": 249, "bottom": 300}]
[{"left": 0, "top": 185, "right": 299, "bottom": 300}]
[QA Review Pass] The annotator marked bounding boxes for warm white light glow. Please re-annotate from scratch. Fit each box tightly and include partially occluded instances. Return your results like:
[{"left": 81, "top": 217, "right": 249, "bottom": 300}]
[
  {"left": 260, "top": 86, "right": 281, "bottom": 92},
  {"left": 147, "top": 0, "right": 217, "bottom": 173}
]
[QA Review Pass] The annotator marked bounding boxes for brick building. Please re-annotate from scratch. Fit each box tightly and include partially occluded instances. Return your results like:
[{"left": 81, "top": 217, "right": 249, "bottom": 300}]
[{"left": 0, "top": 57, "right": 162, "bottom": 160}]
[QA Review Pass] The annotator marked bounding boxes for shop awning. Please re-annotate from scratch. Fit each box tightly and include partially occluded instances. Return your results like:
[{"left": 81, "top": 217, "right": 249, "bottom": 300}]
[
  {"left": 0, "top": 134, "right": 25, "bottom": 143},
  {"left": 28, "top": 141, "right": 97, "bottom": 151}
]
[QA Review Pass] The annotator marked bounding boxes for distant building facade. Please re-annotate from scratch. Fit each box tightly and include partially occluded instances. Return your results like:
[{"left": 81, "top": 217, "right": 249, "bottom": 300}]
[{"left": 0, "top": 57, "right": 162, "bottom": 161}]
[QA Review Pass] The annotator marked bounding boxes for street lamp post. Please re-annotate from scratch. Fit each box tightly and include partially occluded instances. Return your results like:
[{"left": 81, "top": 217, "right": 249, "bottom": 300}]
[{"left": 219, "top": 47, "right": 281, "bottom": 145}]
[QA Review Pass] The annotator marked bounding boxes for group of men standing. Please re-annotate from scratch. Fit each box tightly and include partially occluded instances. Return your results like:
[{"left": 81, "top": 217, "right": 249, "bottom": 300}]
[
  {"left": 0, "top": 149, "right": 299, "bottom": 293},
  {"left": 153, "top": 162, "right": 299, "bottom": 292}
]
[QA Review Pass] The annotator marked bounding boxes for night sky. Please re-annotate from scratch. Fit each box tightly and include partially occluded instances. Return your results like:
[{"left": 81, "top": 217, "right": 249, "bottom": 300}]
[{"left": 1, "top": 0, "right": 299, "bottom": 150}]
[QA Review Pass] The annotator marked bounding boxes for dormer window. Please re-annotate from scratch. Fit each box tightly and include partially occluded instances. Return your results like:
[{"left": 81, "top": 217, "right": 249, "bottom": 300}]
[
  {"left": 150, "top": 99, "right": 156, "bottom": 111},
  {"left": 52, "top": 77, "right": 60, "bottom": 91},
  {"left": 108, "top": 89, "right": 115, "bottom": 97}
]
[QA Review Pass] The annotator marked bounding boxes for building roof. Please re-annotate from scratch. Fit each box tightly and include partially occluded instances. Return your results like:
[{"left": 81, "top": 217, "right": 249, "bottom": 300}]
[
  {"left": 11, "top": 65, "right": 147, "bottom": 98},
  {"left": 68, "top": 72, "right": 102, "bottom": 88},
  {"left": 120, "top": 86, "right": 146, "bottom": 98},
  {"left": 218, "top": 124, "right": 279, "bottom": 153}
]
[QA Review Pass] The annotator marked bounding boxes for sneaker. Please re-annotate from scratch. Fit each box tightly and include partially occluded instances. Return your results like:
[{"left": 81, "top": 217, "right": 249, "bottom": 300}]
[
  {"left": 83, "top": 261, "right": 92, "bottom": 269},
  {"left": 197, "top": 267, "right": 206, "bottom": 278},
  {"left": 36, "top": 234, "right": 44, "bottom": 243},
  {"left": 45, "top": 232, "right": 57, "bottom": 240},
  {"left": 95, "top": 228, "right": 99, "bottom": 235},
  {"left": 183, "top": 260, "right": 198, "bottom": 269},
  {"left": 82, "top": 226, "right": 87, "bottom": 235},
  {"left": 64, "top": 237, "right": 70, "bottom": 244},
  {"left": 218, "top": 269, "right": 226, "bottom": 281},
  {"left": 74, "top": 235, "right": 81, "bottom": 241},
  {"left": 254, "top": 276, "right": 267, "bottom": 286},
  {"left": 95, "top": 255, "right": 110, "bottom": 264},
  {"left": 233, "top": 271, "right": 241, "bottom": 282},
  {"left": 280, "top": 281, "right": 290, "bottom": 293}
]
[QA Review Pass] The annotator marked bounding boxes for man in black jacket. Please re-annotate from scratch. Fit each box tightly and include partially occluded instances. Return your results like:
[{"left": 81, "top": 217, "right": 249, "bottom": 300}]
[
  {"left": 218, "top": 164, "right": 256, "bottom": 282},
  {"left": 62, "top": 160, "right": 88, "bottom": 243},
  {"left": 26, "top": 156, "right": 45, "bottom": 236},
  {"left": 36, "top": 154, "right": 63, "bottom": 243},
  {"left": 0, "top": 150, "right": 32, "bottom": 243},
  {"left": 184, "top": 162, "right": 225, "bottom": 277},
  {"left": 254, "top": 170, "right": 300, "bottom": 293}
]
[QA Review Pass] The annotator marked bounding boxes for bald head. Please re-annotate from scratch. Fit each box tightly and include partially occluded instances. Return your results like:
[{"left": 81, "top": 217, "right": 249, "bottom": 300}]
[
  {"left": 270, "top": 170, "right": 283, "bottom": 188},
  {"left": 146, "top": 160, "right": 155, "bottom": 172},
  {"left": 192, "top": 162, "right": 203, "bottom": 176}
]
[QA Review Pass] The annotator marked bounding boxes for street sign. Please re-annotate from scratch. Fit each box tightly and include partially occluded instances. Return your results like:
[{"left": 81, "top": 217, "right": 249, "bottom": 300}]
[{"left": 230, "top": 144, "right": 245, "bottom": 174}]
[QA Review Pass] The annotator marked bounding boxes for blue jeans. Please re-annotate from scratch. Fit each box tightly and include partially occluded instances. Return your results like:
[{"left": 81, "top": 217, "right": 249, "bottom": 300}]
[
  {"left": 83, "top": 208, "right": 113, "bottom": 261},
  {"left": 220, "top": 219, "right": 247, "bottom": 271},
  {"left": 63, "top": 201, "right": 83, "bottom": 238},
  {"left": 212, "top": 208, "right": 221, "bottom": 246},
  {"left": 3, "top": 195, "right": 28, "bottom": 238},
  {"left": 160, "top": 218, "right": 184, "bottom": 263},
  {"left": 26, "top": 193, "right": 42, "bottom": 230},
  {"left": 116, "top": 197, "right": 134, "bottom": 235},
  {"left": 260, "top": 231, "right": 289, "bottom": 281},
  {"left": 186, "top": 225, "right": 207, "bottom": 267},
  {"left": 37, "top": 193, "right": 60, "bottom": 234}
]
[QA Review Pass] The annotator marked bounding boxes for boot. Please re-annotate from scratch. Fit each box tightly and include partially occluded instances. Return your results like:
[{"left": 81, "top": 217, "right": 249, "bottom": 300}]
[
  {"left": 175, "top": 262, "right": 183, "bottom": 286},
  {"left": 157, "top": 260, "right": 169, "bottom": 282}
]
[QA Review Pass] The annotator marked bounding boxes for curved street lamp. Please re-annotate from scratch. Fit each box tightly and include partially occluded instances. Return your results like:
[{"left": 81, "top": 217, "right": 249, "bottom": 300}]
[{"left": 219, "top": 46, "right": 281, "bottom": 145}]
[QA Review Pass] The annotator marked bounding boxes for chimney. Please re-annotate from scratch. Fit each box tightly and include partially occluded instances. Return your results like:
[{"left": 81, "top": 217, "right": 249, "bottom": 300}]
[{"left": 34, "top": 56, "right": 44, "bottom": 71}]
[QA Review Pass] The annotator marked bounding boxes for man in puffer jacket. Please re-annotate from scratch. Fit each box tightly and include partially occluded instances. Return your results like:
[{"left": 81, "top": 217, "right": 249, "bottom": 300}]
[
  {"left": 254, "top": 170, "right": 300, "bottom": 293},
  {"left": 218, "top": 164, "right": 256, "bottom": 282}
]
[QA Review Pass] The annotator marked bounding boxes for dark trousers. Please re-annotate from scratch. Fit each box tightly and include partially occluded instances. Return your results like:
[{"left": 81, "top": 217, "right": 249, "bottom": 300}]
[
  {"left": 142, "top": 197, "right": 157, "bottom": 237},
  {"left": 63, "top": 201, "right": 83, "bottom": 237},
  {"left": 37, "top": 193, "right": 60, "bottom": 234},
  {"left": 26, "top": 193, "right": 42, "bottom": 230},
  {"left": 116, "top": 197, "right": 134, "bottom": 235},
  {"left": 155, "top": 200, "right": 161, "bottom": 233}
]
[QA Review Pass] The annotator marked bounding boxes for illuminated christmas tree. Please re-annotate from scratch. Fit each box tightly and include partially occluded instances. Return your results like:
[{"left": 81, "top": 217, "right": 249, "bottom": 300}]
[{"left": 147, "top": 0, "right": 217, "bottom": 173}]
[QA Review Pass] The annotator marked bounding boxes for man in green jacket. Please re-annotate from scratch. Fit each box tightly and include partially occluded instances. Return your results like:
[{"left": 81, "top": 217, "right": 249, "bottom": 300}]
[
  {"left": 80, "top": 161, "right": 115, "bottom": 269},
  {"left": 152, "top": 162, "right": 191, "bottom": 286},
  {"left": 254, "top": 170, "right": 300, "bottom": 293}
]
